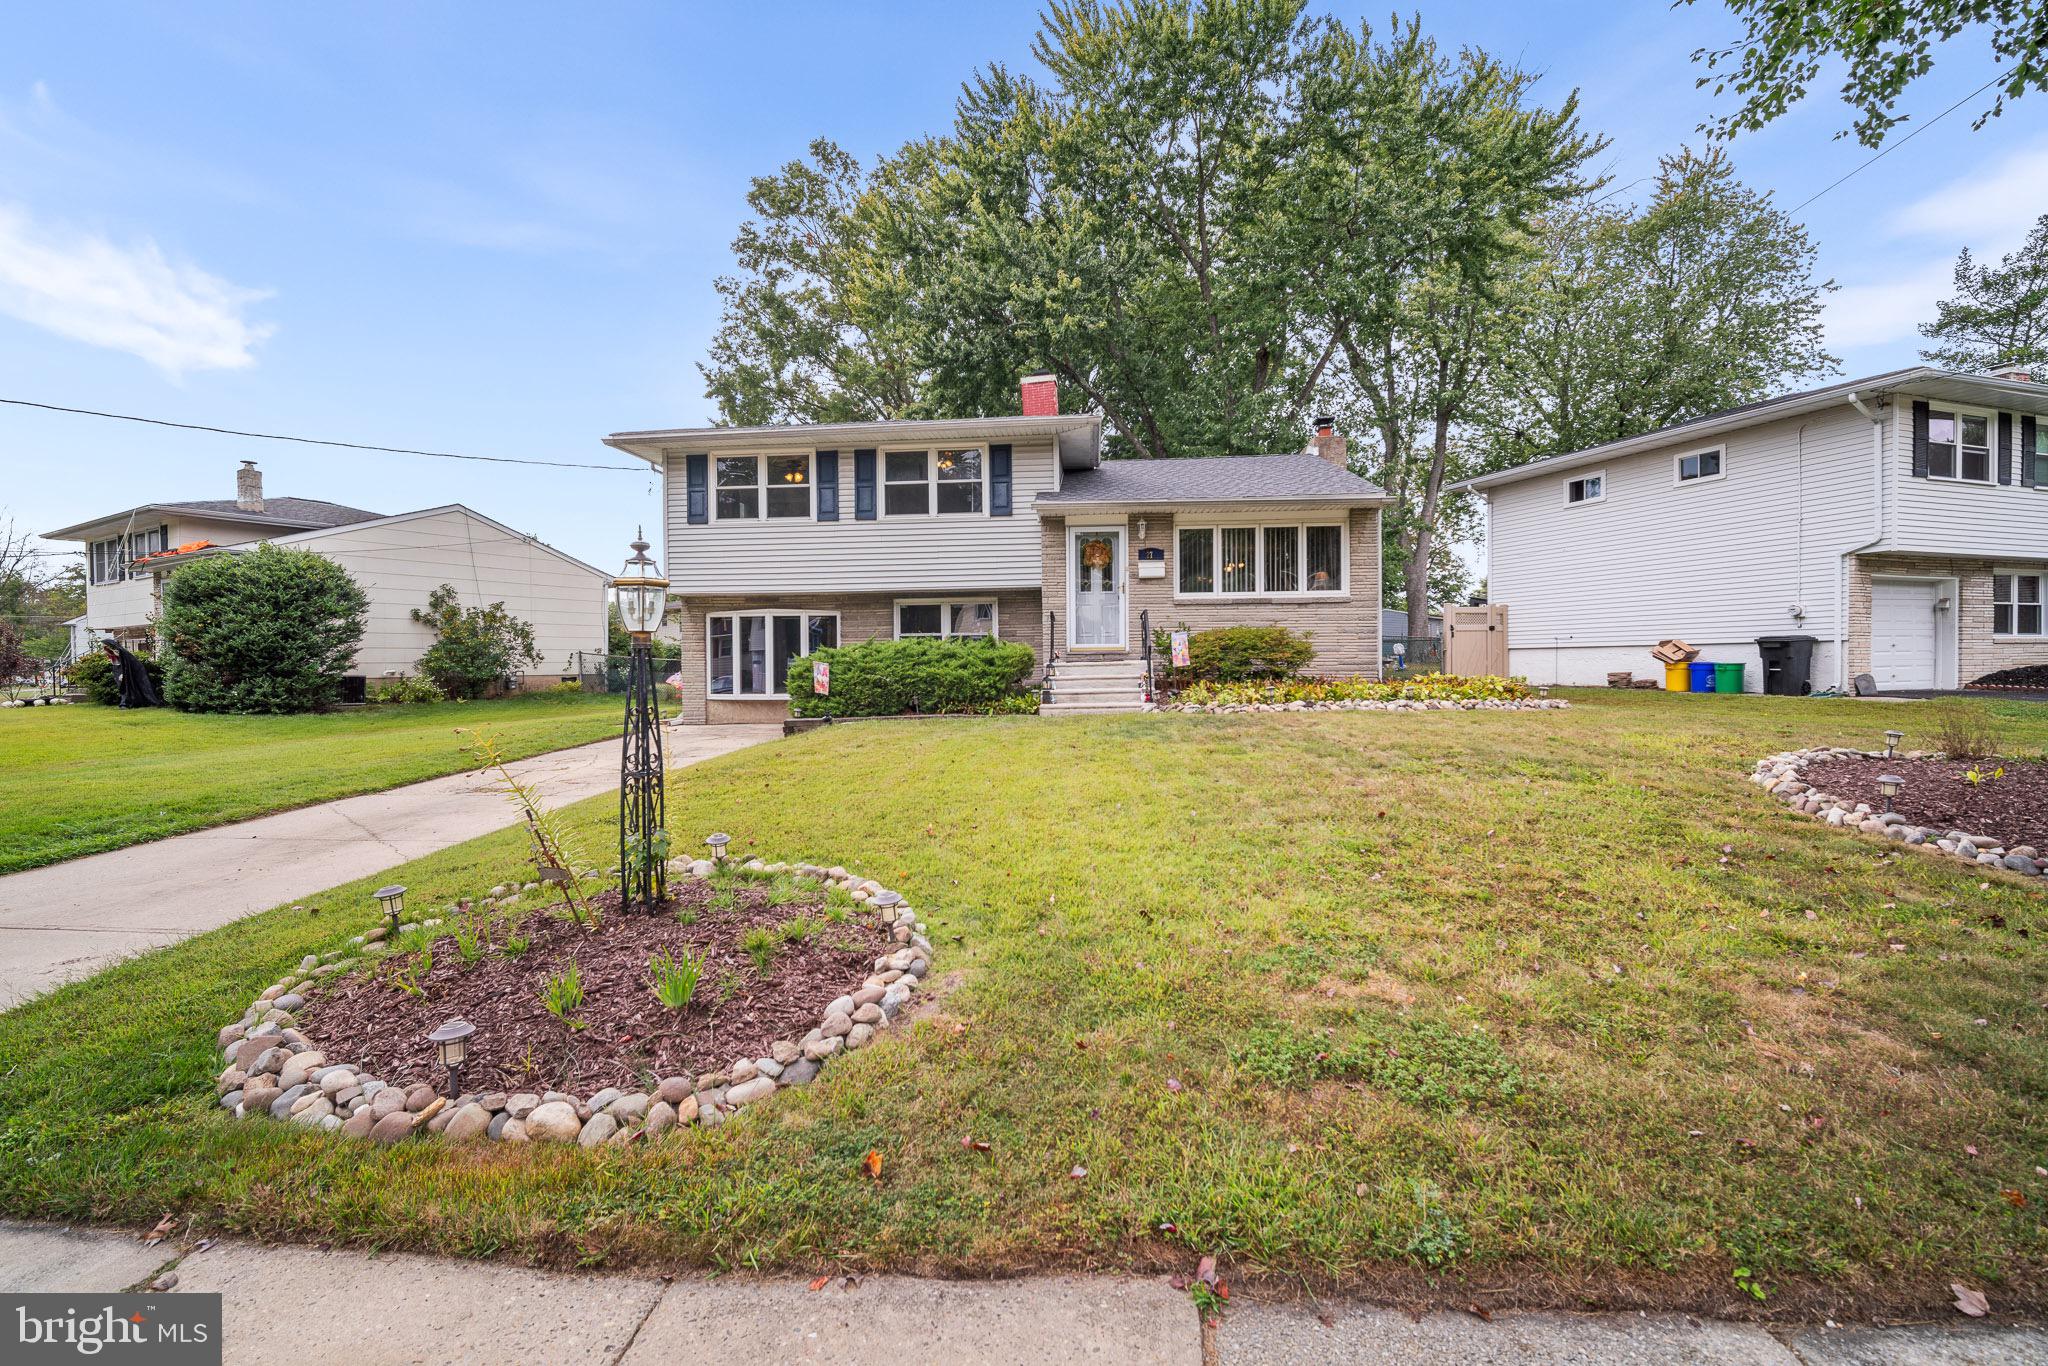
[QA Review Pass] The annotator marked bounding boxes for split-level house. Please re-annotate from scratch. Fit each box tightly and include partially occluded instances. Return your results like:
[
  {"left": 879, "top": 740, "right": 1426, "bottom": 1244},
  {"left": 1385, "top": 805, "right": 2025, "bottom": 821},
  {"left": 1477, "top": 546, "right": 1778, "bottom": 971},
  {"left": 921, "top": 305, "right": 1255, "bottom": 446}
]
[
  {"left": 43, "top": 461, "right": 610, "bottom": 697},
  {"left": 603, "top": 375, "right": 1392, "bottom": 721},
  {"left": 1453, "top": 368, "right": 2048, "bottom": 693}
]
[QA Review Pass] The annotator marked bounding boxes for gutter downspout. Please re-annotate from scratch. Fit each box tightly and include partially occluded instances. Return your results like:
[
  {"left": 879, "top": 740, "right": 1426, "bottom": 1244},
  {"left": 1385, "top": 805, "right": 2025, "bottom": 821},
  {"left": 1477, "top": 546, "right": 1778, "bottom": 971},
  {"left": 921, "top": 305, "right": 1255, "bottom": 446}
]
[{"left": 1837, "top": 392, "right": 1889, "bottom": 692}]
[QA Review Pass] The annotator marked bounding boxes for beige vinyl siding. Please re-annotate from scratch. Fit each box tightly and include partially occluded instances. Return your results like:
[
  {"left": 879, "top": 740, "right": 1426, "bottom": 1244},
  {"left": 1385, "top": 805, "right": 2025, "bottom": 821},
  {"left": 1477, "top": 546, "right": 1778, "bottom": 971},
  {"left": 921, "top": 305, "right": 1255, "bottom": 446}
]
[
  {"left": 1486, "top": 405, "right": 1877, "bottom": 682},
  {"left": 278, "top": 508, "right": 608, "bottom": 680},
  {"left": 661, "top": 442, "right": 1060, "bottom": 593},
  {"left": 1886, "top": 393, "right": 2048, "bottom": 557}
]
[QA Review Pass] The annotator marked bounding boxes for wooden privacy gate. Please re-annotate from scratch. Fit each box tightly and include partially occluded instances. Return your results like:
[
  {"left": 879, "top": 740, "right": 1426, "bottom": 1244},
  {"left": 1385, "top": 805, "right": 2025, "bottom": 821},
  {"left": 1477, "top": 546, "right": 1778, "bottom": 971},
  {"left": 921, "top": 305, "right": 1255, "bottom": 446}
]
[{"left": 1444, "top": 604, "right": 1508, "bottom": 677}]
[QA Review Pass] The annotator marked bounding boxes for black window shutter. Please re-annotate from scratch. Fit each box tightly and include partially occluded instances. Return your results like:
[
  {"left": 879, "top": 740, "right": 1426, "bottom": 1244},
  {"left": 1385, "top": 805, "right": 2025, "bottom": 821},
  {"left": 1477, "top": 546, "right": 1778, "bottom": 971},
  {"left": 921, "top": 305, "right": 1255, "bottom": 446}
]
[
  {"left": 1999, "top": 411, "right": 2015, "bottom": 485},
  {"left": 989, "top": 444, "right": 1013, "bottom": 516},
  {"left": 2025, "top": 416, "right": 2040, "bottom": 488},
  {"left": 685, "top": 453, "right": 708, "bottom": 525},
  {"left": 815, "top": 450, "right": 839, "bottom": 521},
  {"left": 854, "top": 449, "right": 877, "bottom": 520},
  {"left": 1911, "top": 400, "right": 1930, "bottom": 479}
]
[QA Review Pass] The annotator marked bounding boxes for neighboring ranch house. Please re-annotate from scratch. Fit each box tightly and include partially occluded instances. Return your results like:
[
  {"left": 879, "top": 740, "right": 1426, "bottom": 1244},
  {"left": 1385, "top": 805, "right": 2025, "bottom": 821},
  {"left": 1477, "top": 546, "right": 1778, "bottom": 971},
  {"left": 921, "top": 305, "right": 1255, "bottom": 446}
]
[
  {"left": 43, "top": 462, "right": 609, "bottom": 697},
  {"left": 1454, "top": 368, "right": 2048, "bottom": 693},
  {"left": 603, "top": 375, "right": 1392, "bottom": 721}
]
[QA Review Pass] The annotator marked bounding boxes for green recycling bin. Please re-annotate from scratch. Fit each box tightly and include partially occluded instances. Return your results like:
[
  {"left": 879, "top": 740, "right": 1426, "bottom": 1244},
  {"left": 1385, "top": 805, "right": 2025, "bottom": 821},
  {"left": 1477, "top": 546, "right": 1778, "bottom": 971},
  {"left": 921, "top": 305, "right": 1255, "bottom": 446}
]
[{"left": 1713, "top": 661, "right": 1745, "bottom": 694}]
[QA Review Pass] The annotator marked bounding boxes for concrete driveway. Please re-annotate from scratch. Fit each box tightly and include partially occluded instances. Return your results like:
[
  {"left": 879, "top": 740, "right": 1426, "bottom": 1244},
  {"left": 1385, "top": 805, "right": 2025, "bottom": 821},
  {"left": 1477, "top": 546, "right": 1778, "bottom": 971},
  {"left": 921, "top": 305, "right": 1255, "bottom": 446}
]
[{"left": 0, "top": 723, "right": 780, "bottom": 1009}]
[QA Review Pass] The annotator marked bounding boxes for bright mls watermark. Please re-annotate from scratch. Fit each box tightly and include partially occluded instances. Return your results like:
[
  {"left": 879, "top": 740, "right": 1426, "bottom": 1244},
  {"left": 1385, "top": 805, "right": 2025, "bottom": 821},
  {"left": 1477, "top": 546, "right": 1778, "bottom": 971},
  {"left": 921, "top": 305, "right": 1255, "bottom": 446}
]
[{"left": 6, "top": 1294, "right": 220, "bottom": 1364}]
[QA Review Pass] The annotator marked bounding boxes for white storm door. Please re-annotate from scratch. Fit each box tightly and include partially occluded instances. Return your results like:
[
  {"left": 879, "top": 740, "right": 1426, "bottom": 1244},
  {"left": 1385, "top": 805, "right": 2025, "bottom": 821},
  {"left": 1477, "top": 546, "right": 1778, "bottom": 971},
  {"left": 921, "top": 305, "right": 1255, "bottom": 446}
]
[{"left": 1069, "top": 527, "right": 1125, "bottom": 647}]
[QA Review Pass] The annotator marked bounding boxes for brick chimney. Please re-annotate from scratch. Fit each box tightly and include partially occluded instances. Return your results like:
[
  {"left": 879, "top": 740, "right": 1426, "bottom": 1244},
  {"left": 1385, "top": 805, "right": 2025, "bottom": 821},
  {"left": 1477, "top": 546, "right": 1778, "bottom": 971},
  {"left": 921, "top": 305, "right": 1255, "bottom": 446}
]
[
  {"left": 1311, "top": 414, "right": 1347, "bottom": 468},
  {"left": 1020, "top": 373, "right": 1058, "bottom": 417},
  {"left": 1994, "top": 368, "right": 2034, "bottom": 383},
  {"left": 236, "top": 460, "right": 264, "bottom": 512}
]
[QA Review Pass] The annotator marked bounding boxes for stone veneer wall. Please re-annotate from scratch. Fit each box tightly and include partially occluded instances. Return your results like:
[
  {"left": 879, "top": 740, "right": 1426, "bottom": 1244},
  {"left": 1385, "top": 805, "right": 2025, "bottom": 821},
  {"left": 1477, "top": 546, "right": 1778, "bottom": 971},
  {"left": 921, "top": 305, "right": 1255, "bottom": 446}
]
[
  {"left": 1847, "top": 552, "right": 2048, "bottom": 683},
  {"left": 671, "top": 590, "right": 1044, "bottom": 724},
  {"left": 1039, "top": 506, "right": 1382, "bottom": 675}
]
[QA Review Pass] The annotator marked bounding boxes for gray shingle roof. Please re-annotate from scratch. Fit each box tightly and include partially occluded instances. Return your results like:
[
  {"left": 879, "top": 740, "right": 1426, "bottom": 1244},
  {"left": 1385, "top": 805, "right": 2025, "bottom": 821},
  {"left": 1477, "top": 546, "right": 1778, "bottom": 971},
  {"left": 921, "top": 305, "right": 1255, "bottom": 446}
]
[
  {"left": 158, "top": 497, "right": 384, "bottom": 527},
  {"left": 1036, "top": 453, "right": 1387, "bottom": 505}
]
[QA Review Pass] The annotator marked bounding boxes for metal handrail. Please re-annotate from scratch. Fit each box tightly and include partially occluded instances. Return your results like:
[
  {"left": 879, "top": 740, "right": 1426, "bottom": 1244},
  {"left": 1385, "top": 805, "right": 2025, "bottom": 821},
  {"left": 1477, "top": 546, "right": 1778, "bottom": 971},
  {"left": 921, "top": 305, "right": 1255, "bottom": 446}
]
[
  {"left": 1139, "top": 608, "right": 1152, "bottom": 702},
  {"left": 1046, "top": 610, "right": 1058, "bottom": 665}
]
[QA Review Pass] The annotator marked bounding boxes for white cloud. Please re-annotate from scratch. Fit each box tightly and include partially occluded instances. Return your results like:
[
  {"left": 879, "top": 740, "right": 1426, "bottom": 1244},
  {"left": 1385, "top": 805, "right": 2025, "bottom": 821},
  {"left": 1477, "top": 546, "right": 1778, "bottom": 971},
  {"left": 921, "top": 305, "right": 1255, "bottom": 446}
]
[
  {"left": 0, "top": 203, "right": 273, "bottom": 375},
  {"left": 1890, "top": 141, "right": 2048, "bottom": 253},
  {"left": 1824, "top": 257, "right": 1956, "bottom": 351}
]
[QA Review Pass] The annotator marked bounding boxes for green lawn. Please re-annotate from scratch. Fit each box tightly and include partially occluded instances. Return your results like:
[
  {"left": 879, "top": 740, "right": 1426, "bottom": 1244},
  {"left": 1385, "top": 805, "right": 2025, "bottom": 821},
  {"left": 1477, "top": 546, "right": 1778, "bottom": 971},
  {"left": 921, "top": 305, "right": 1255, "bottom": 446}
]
[
  {"left": 1, "top": 691, "right": 2043, "bottom": 1318},
  {"left": 0, "top": 692, "right": 623, "bottom": 874}
]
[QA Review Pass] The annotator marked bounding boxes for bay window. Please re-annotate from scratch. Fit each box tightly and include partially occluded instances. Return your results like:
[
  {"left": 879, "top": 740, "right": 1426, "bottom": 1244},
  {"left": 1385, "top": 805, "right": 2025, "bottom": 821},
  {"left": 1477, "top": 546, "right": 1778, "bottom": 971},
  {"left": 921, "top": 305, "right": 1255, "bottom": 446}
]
[
  {"left": 707, "top": 610, "right": 839, "bottom": 698},
  {"left": 1177, "top": 524, "right": 1345, "bottom": 597},
  {"left": 713, "top": 455, "right": 810, "bottom": 520},
  {"left": 895, "top": 599, "right": 997, "bottom": 639},
  {"left": 1993, "top": 572, "right": 2044, "bottom": 636}
]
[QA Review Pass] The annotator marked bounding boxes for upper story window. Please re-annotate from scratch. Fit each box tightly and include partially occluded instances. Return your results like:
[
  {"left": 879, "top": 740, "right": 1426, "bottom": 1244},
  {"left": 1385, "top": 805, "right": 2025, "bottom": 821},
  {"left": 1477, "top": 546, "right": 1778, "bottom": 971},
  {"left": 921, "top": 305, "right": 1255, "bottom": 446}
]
[
  {"left": 1564, "top": 471, "right": 1605, "bottom": 505},
  {"left": 1927, "top": 409, "right": 1993, "bottom": 482},
  {"left": 1176, "top": 523, "right": 1344, "bottom": 597},
  {"left": 1993, "top": 572, "right": 2044, "bottom": 636},
  {"left": 90, "top": 536, "right": 126, "bottom": 585},
  {"left": 1676, "top": 448, "right": 1723, "bottom": 483},
  {"left": 89, "top": 527, "right": 167, "bottom": 584},
  {"left": 2030, "top": 425, "right": 2048, "bottom": 487},
  {"left": 884, "top": 448, "right": 984, "bottom": 517},
  {"left": 714, "top": 455, "right": 810, "bottom": 520}
]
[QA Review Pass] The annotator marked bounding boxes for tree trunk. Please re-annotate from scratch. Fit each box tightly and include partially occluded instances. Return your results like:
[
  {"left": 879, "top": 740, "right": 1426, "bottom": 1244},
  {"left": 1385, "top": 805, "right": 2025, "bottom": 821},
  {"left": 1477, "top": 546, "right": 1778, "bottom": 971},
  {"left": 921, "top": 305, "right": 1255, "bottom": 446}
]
[{"left": 1405, "top": 412, "right": 1452, "bottom": 637}]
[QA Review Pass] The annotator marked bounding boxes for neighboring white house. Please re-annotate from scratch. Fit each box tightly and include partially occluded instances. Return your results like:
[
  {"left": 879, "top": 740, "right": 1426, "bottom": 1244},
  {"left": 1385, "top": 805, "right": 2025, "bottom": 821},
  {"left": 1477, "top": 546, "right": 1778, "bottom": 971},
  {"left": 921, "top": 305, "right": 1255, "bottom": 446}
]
[
  {"left": 1451, "top": 367, "right": 2048, "bottom": 693},
  {"left": 42, "top": 462, "right": 610, "bottom": 697}
]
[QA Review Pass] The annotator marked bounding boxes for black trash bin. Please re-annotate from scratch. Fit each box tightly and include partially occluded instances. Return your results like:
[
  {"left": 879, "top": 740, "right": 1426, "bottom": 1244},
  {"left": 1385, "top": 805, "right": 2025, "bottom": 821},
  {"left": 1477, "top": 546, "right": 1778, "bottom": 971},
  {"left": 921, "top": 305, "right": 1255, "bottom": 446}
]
[{"left": 1755, "top": 634, "right": 1818, "bottom": 696}]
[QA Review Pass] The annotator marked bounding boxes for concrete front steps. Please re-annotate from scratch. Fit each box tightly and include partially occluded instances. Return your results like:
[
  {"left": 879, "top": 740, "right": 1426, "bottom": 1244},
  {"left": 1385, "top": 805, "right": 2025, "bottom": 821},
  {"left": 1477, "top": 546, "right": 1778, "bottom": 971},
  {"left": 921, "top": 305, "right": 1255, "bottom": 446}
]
[{"left": 1040, "top": 656, "right": 1150, "bottom": 715}]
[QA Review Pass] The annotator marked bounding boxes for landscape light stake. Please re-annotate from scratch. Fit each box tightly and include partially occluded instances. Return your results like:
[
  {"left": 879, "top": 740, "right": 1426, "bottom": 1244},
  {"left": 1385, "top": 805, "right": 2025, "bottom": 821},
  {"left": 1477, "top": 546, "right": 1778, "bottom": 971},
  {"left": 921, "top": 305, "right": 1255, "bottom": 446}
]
[
  {"left": 1884, "top": 730, "right": 1903, "bottom": 758},
  {"left": 613, "top": 531, "right": 670, "bottom": 911},
  {"left": 705, "top": 832, "right": 731, "bottom": 862},
  {"left": 1879, "top": 774, "right": 1903, "bottom": 815},
  {"left": 428, "top": 1018, "right": 474, "bottom": 1098},
  {"left": 374, "top": 884, "right": 406, "bottom": 941}
]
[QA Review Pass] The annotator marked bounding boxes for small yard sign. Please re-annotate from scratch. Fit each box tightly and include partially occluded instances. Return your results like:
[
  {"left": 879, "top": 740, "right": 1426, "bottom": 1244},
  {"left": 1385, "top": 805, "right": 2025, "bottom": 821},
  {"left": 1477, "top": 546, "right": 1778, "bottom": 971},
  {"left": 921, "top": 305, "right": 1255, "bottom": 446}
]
[
  {"left": 813, "top": 660, "right": 830, "bottom": 695},
  {"left": 1170, "top": 631, "right": 1190, "bottom": 669}
]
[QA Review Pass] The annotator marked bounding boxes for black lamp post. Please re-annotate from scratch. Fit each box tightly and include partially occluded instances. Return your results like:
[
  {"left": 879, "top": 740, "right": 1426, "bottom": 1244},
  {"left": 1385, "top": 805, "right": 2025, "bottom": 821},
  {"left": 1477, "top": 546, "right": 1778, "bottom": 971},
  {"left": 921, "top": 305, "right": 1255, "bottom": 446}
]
[
  {"left": 614, "top": 531, "right": 670, "bottom": 910},
  {"left": 374, "top": 884, "right": 406, "bottom": 941},
  {"left": 427, "top": 1018, "right": 475, "bottom": 1097}
]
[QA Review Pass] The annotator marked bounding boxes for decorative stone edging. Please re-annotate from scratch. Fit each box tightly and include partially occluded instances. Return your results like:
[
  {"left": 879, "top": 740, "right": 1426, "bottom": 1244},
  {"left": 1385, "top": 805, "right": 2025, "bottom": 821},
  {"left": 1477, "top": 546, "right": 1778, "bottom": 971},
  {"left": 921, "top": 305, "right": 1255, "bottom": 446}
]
[
  {"left": 211, "top": 857, "right": 933, "bottom": 1147},
  {"left": 1159, "top": 697, "right": 1571, "bottom": 714},
  {"left": 1752, "top": 747, "right": 2045, "bottom": 881}
]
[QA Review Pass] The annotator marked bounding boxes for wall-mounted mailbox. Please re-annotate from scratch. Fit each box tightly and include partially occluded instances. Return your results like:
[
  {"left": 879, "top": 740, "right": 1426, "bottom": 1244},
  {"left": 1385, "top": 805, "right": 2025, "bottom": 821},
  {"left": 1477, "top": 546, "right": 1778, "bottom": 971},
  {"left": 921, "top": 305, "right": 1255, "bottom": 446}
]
[{"left": 1136, "top": 546, "right": 1166, "bottom": 579}]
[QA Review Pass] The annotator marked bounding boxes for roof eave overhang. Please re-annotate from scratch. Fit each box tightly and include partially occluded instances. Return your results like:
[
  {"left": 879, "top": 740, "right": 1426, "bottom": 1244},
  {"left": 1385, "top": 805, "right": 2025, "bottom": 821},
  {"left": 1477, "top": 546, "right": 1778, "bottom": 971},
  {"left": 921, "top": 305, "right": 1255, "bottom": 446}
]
[
  {"left": 41, "top": 505, "right": 324, "bottom": 541},
  {"left": 1034, "top": 495, "right": 1391, "bottom": 516},
  {"left": 603, "top": 413, "right": 1106, "bottom": 471}
]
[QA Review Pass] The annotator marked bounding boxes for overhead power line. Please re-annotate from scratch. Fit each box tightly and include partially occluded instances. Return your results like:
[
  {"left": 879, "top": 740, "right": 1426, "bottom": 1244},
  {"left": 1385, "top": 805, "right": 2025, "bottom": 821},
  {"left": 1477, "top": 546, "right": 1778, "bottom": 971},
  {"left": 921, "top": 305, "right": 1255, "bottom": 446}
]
[
  {"left": 0, "top": 397, "right": 645, "bottom": 472},
  {"left": 1788, "top": 72, "right": 2006, "bottom": 216}
]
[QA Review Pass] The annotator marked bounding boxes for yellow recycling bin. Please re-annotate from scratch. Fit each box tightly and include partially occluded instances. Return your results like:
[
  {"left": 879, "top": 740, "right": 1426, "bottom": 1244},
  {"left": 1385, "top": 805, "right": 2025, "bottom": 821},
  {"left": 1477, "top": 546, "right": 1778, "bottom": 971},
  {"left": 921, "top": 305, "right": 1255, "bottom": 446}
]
[{"left": 1664, "top": 663, "right": 1689, "bottom": 691}]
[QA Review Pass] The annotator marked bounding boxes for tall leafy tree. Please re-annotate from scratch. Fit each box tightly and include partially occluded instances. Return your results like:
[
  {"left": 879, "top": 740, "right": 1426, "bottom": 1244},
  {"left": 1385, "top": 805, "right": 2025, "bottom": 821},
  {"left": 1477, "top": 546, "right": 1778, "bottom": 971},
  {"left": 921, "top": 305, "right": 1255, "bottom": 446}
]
[
  {"left": 700, "top": 138, "right": 926, "bottom": 424},
  {"left": 1685, "top": 0, "right": 2048, "bottom": 147},
  {"left": 1489, "top": 146, "right": 1837, "bottom": 466},
  {"left": 1919, "top": 215, "right": 2048, "bottom": 371},
  {"left": 1288, "top": 18, "right": 1600, "bottom": 631}
]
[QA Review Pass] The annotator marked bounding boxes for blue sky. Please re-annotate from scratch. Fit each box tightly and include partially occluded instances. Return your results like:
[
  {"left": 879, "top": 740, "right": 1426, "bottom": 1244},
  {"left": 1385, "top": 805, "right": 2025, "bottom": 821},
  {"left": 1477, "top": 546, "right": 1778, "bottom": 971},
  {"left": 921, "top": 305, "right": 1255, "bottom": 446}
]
[{"left": 4, "top": 2, "right": 2044, "bottom": 573}]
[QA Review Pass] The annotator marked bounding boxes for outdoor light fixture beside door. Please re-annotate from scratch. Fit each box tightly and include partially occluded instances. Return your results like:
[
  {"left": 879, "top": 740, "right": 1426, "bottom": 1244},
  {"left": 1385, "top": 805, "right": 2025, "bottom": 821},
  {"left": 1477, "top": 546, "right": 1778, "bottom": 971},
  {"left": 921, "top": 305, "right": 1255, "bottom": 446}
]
[
  {"left": 428, "top": 1018, "right": 474, "bottom": 1097},
  {"left": 374, "top": 884, "right": 406, "bottom": 940},
  {"left": 1878, "top": 774, "right": 1903, "bottom": 814},
  {"left": 1883, "top": 730, "right": 1903, "bottom": 758},
  {"left": 615, "top": 532, "right": 671, "bottom": 910}
]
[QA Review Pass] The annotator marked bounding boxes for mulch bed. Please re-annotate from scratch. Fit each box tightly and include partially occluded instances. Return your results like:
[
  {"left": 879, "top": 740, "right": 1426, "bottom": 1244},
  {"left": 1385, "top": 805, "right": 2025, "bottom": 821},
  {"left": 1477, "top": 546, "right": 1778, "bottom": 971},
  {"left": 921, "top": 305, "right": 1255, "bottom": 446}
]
[
  {"left": 300, "top": 880, "right": 889, "bottom": 1095},
  {"left": 1970, "top": 663, "right": 2048, "bottom": 690},
  {"left": 1798, "top": 754, "right": 2048, "bottom": 850}
]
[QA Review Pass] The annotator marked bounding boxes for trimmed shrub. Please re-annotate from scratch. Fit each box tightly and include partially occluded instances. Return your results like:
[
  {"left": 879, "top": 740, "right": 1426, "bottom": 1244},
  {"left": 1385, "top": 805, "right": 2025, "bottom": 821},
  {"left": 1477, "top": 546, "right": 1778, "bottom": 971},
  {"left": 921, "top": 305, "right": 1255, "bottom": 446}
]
[
  {"left": 67, "top": 649, "right": 165, "bottom": 706},
  {"left": 786, "top": 637, "right": 1036, "bottom": 718},
  {"left": 371, "top": 673, "right": 446, "bottom": 705},
  {"left": 160, "top": 546, "right": 367, "bottom": 713},
  {"left": 1153, "top": 624, "right": 1314, "bottom": 685},
  {"left": 412, "top": 584, "right": 542, "bottom": 700},
  {"left": 1175, "top": 673, "right": 1532, "bottom": 707}
]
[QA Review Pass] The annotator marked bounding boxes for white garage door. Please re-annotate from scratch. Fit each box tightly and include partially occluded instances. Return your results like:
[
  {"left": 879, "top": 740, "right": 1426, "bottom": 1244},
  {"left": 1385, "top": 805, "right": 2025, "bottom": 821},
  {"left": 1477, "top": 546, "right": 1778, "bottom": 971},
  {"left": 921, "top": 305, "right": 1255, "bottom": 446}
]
[{"left": 1870, "top": 579, "right": 1938, "bottom": 690}]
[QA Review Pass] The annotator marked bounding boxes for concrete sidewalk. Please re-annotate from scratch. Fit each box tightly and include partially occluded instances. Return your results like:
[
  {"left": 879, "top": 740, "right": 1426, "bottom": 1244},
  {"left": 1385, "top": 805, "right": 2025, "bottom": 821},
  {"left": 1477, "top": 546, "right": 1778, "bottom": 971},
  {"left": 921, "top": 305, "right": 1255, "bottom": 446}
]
[
  {"left": 3, "top": 1223, "right": 2038, "bottom": 1365},
  {"left": 0, "top": 724, "right": 780, "bottom": 1008}
]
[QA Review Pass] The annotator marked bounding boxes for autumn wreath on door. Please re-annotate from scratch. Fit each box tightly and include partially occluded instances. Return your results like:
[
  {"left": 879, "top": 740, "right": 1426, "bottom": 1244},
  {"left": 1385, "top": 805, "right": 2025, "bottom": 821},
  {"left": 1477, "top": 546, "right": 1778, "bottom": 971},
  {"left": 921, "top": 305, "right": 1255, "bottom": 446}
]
[{"left": 1080, "top": 538, "right": 1113, "bottom": 570}]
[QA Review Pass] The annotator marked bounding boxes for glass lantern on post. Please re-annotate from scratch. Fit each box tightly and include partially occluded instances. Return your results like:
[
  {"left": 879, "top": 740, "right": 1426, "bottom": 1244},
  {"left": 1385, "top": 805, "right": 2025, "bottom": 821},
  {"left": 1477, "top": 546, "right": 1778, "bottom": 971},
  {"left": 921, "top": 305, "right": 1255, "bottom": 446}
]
[{"left": 614, "top": 530, "right": 670, "bottom": 910}]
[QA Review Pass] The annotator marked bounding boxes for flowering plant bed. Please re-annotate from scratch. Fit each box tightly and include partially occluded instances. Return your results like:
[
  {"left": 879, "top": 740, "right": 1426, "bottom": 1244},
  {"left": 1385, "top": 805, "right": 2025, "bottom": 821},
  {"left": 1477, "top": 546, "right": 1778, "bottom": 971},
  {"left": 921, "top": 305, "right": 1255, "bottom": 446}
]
[
  {"left": 1164, "top": 674, "right": 1564, "bottom": 713},
  {"left": 1752, "top": 747, "right": 2045, "bottom": 881},
  {"left": 210, "top": 852, "right": 933, "bottom": 1146}
]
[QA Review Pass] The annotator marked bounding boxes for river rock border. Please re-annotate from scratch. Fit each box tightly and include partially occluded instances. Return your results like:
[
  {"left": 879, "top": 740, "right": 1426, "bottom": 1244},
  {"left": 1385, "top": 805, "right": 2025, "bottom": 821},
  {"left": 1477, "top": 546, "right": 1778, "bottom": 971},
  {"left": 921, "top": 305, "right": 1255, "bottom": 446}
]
[
  {"left": 1159, "top": 697, "right": 1570, "bottom": 714},
  {"left": 1752, "top": 746, "right": 2045, "bottom": 881},
  {"left": 210, "top": 856, "right": 934, "bottom": 1147}
]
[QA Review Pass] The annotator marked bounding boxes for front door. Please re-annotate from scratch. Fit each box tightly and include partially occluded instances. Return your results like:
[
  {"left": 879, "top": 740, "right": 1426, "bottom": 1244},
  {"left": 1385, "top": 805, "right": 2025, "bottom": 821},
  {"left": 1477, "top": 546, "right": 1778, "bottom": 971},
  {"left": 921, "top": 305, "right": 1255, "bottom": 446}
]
[{"left": 1069, "top": 527, "right": 1125, "bottom": 648}]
